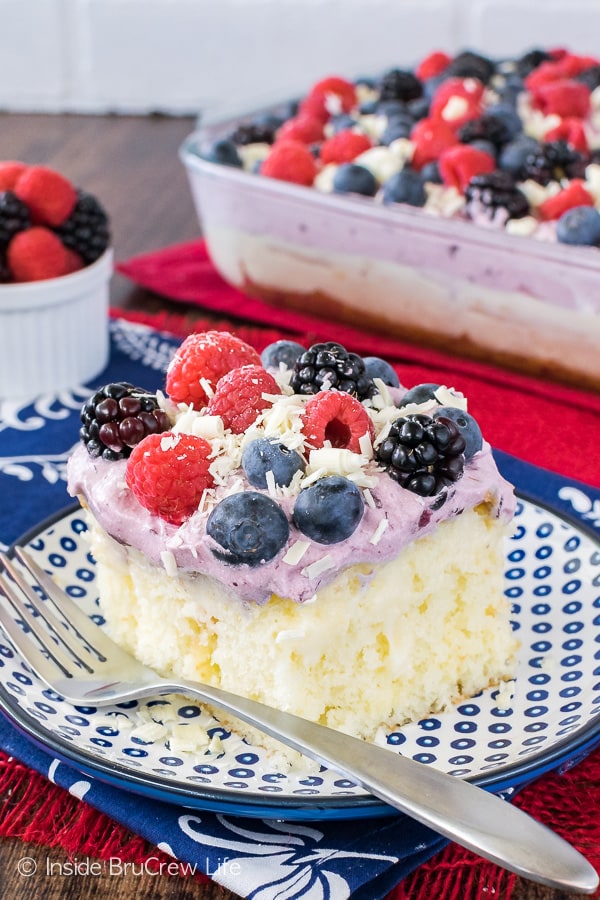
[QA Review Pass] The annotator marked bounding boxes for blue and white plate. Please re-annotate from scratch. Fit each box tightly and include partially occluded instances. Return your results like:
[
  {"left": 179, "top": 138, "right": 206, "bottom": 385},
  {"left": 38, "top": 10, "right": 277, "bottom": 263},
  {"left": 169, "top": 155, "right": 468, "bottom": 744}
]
[{"left": 0, "top": 497, "right": 599, "bottom": 821}]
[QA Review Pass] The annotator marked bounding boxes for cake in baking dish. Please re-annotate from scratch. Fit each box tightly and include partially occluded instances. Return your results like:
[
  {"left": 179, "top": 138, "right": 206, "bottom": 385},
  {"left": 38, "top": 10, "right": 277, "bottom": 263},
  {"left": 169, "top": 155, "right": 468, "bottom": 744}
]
[
  {"left": 67, "top": 330, "right": 518, "bottom": 751},
  {"left": 182, "top": 47, "right": 600, "bottom": 390}
]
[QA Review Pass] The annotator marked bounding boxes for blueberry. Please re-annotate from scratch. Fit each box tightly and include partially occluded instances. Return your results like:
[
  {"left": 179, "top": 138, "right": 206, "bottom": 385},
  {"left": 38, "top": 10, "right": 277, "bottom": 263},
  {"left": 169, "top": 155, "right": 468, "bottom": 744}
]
[
  {"left": 498, "top": 136, "right": 540, "bottom": 176},
  {"left": 359, "top": 99, "right": 379, "bottom": 115},
  {"left": 201, "top": 139, "right": 243, "bottom": 168},
  {"left": 206, "top": 492, "right": 289, "bottom": 565},
  {"left": 397, "top": 383, "right": 441, "bottom": 407},
  {"left": 362, "top": 356, "right": 400, "bottom": 387},
  {"left": 420, "top": 161, "right": 442, "bottom": 184},
  {"left": 330, "top": 114, "right": 359, "bottom": 133},
  {"left": 406, "top": 96, "right": 430, "bottom": 121},
  {"left": 486, "top": 103, "right": 522, "bottom": 141},
  {"left": 261, "top": 339, "right": 305, "bottom": 370},
  {"left": 495, "top": 73, "right": 525, "bottom": 105},
  {"left": 469, "top": 139, "right": 497, "bottom": 160},
  {"left": 556, "top": 206, "right": 600, "bottom": 247},
  {"left": 380, "top": 116, "right": 414, "bottom": 145},
  {"left": 242, "top": 438, "right": 305, "bottom": 489},
  {"left": 433, "top": 407, "right": 483, "bottom": 460},
  {"left": 376, "top": 99, "right": 409, "bottom": 118},
  {"left": 382, "top": 169, "right": 426, "bottom": 207},
  {"left": 332, "top": 163, "right": 378, "bottom": 197},
  {"left": 293, "top": 476, "right": 364, "bottom": 544}
]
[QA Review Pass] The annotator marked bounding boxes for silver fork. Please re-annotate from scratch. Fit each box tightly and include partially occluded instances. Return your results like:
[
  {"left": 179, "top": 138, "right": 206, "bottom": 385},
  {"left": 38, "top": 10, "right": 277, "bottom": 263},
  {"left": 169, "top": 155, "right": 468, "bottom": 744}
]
[{"left": 0, "top": 548, "right": 597, "bottom": 894}]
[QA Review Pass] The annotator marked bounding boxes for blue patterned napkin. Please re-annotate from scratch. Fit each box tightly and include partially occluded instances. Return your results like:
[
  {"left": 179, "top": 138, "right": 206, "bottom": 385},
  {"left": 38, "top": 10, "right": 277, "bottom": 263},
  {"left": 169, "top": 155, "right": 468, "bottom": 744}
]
[{"left": 1, "top": 318, "right": 599, "bottom": 899}]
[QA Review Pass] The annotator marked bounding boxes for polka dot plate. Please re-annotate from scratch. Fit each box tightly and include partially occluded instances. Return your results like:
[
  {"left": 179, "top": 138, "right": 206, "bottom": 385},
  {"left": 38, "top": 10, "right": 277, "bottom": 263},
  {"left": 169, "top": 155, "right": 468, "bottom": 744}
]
[{"left": 0, "top": 497, "right": 599, "bottom": 821}]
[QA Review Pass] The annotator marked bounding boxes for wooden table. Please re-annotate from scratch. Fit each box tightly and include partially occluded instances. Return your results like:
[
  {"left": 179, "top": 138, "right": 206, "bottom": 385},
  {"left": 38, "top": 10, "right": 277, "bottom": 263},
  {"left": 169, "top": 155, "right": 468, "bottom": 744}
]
[{"left": 0, "top": 114, "right": 591, "bottom": 900}]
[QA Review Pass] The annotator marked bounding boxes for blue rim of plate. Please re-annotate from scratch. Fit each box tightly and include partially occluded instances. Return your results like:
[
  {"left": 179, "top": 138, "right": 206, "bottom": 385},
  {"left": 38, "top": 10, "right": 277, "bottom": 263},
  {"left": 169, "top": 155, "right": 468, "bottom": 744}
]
[{"left": 1, "top": 489, "right": 600, "bottom": 821}]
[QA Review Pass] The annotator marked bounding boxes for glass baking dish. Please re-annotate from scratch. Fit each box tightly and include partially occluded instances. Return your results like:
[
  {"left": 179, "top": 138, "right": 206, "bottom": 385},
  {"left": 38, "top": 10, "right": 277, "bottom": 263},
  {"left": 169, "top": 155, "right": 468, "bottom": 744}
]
[{"left": 180, "top": 113, "right": 600, "bottom": 391}]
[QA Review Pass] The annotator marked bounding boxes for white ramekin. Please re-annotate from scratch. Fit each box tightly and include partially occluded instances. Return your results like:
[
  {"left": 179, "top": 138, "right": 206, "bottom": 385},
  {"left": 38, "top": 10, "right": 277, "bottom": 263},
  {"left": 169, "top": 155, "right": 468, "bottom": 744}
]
[{"left": 0, "top": 249, "right": 113, "bottom": 400}]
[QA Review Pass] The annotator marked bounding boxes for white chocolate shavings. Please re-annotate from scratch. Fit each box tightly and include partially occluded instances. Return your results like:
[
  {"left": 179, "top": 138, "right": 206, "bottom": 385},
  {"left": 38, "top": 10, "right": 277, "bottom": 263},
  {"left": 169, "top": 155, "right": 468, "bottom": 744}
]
[
  {"left": 306, "top": 447, "right": 375, "bottom": 488},
  {"left": 369, "top": 517, "right": 389, "bottom": 545},
  {"left": 282, "top": 540, "right": 311, "bottom": 566},
  {"left": 440, "top": 94, "right": 470, "bottom": 123},
  {"left": 302, "top": 555, "right": 335, "bottom": 579},
  {"left": 129, "top": 720, "right": 169, "bottom": 743},
  {"left": 506, "top": 215, "right": 539, "bottom": 238},
  {"left": 433, "top": 386, "right": 466, "bottom": 409},
  {"left": 238, "top": 141, "right": 270, "bottom": 171},
  {"left": 355, "top": 146, "right": 403, "bottom": 183},
  {"left": 275, "top": 628, "right": 306, "bottom": 643},
  {"left": 265, "top": 469, "right": 277, "bottom": 497},
  {"left": 388, "top": 137, "right": 415, "bottom": 165},
  {"left": 424, "top": 183, "right": 465, "bottom": 218},
  {"left": 160, "top": 433, "right": 180, "bottom": 451},
  {"left": 160, "top": 550, "right": 178, "bottom": 577},
  {"left": 363, "top": 488, "right": 376, "bottom": 509},
  {"left": 585, "top": 164, "right": 600, "bottom": 203},
  {"left": 199, "top": 377, "right": 215, "bottom": 399},
  {"left": 168, "top": 722, "right": 212, "bottom": 754},
  {"left": 518, "top": 178, "right": 561, "bottom": 210},
  {"left": 314, "top": 163, "right": 338, "bottom": 193}
]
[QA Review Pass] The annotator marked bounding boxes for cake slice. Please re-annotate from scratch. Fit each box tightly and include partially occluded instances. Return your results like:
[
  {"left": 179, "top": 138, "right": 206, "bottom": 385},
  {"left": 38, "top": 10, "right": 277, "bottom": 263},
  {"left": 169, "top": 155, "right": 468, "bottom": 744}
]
[{"left": 67, "top": 332, "right": 518, "bottom": 755}]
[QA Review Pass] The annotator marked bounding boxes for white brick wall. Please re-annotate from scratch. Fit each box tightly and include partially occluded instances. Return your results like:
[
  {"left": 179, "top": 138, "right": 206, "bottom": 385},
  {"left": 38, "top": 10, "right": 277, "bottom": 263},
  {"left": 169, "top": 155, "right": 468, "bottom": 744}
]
[{"left": 1, "top": 0, "right": 599, "bottom": 118}]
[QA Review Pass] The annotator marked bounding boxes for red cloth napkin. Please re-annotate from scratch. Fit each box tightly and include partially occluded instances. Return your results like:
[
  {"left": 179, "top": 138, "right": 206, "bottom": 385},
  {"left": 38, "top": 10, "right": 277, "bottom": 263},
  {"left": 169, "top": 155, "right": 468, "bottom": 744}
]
[{"left": 117, "top": 239, "right": 600, "bottom": 490}]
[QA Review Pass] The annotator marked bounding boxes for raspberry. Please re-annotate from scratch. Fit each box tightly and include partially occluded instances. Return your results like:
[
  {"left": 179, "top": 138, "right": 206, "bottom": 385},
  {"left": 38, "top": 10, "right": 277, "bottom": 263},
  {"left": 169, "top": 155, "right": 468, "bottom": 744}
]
[
  {"left": 320, "top": 130, "right": 372, "bottom": 164},
  {"left": 410, "top": 117, "right": 459, "bottom": 171},
  {"left": 261, "top": 140, "right": 318, "bottom": 186},
  {"left": 126, "top": 432, "right": 214, "bottom": 526},
  {"left": 14, "top": 165, "right": 77, "bottom": 226},
  {"left": 544, "top": 118, "right": 589, "bottom": 155},
  {"left": 301, "top": 390, "right": 375, "bottom": 454},
  {"left": 0, "top": 161, "right": 28, "bottom": 192},
  {"left": 438, "top": 144, "right": 495, "bottom": 193},
  {"left": 538, "top": 179, "right": 595, "bottom": 221},
  {"left": 416, "top": 51, "right": 451, "bottom": 81},
  {"left": 303, "top": 76, "right": 357, "bottom": 119},
  {"left": 166, "top": 330, "right": 261, "bottom": 408},
  {"left": 530, "top": 79, "right": 590, "bottom": 118},
  {"left": 276, "top": 115, "right": 325, "bottom": 144},
  {"left": 207, "top": 364, "right": 281, "bottom": 433},
  {"left": 7, "top": 226, "right": 69, "bottom": 282},
  {"left": 429, "top": 77, "right": 485, "bottom": 125}
]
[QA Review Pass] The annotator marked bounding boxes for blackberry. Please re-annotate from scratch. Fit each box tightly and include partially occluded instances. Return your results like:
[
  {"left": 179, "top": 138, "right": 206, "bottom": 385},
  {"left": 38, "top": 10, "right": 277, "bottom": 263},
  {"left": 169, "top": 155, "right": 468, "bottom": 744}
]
[
  {"left": 458, "top": 114, "right": 513, "bottom": 149},
  {"left": 375, "top": 413, "right": 466, "bottom": 497},
  {"left": 54, "top": 190, "right": 110, "bottom": 264},
  {"left": 465, "top": 170, "right": 529, "bottom": 220},
  {"left": 0, "top": 255, "right": 11, "bottom": 283},
  {"left": 520, "top": 140, "right": 587, "bottom": 185},
  {"left": 515, "top": 49, "right": 553, "bottom": 78},
  {"left": 575, "top": 65, "right": 600, "bottom": 92},
  {"left": 445, "top": 50, "right": 495, "bottom": 84},
  {"left": 0, "top": 191, "right": 30, "bottom": 250},
  {"left": 289, "top": 341, "right": 374, "bottom": 399},
  {"left": 229, "top": 119, "right": 279, "bottom": 145},
  {"left": 80, "top": 382, "right": 170, "bottom": 461},
  {"left": 378, "top": 68, "right": 423, "bottom": 103}
]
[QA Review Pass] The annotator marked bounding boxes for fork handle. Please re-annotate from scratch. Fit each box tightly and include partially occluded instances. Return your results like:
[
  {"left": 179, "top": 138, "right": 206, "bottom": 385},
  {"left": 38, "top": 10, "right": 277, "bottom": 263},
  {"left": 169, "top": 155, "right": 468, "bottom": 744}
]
[{"left": 157, "top": 678, "right": 597, "bottom": 893}]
